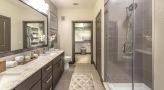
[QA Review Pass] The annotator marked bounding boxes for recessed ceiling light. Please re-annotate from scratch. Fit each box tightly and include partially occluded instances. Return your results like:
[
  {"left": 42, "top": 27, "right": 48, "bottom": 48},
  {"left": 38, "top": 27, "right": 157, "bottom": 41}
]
[{"left": 73, "top": 3, "right": 79, "bottom": 5}]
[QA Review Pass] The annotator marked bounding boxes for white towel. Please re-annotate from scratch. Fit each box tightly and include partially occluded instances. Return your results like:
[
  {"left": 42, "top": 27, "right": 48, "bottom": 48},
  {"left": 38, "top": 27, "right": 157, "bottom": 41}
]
[
  {"left": 6, "top": 61, "right": 18, "bottom": 68},
  {"left": 15, "top": 56, "right": 24, "bottom": 63}
]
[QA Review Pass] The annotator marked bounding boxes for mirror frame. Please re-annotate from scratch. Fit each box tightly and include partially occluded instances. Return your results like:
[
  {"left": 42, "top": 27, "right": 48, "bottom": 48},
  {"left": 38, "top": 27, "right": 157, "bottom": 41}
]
[
  {"left": 23, "top": 21, "right": 46, "bottom": 49},
  {"left": 0, "top": 0, "right": 49, "bottom": 57}
]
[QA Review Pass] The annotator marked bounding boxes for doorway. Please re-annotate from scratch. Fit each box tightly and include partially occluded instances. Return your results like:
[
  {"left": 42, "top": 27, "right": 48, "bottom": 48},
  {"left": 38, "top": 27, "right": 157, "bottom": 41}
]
[
  {"left": 96, "top": 11, "right": 102, "bottom": 77},
  {"left": 71, "top": 21, "right": 93, "bottom": 64}
]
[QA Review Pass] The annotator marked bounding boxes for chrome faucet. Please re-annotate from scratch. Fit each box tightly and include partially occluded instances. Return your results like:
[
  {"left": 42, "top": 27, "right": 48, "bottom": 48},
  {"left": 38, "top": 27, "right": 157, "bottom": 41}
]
[{"left": 43, "top": 48, "right": 46, "bottom": 54}]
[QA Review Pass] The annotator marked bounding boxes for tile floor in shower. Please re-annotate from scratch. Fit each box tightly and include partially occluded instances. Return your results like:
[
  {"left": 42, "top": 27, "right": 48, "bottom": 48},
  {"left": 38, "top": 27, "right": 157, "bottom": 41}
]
[
  {"left": 54, "top": 63, "right": 105, "bottom": 90},
  {"left": 104, "top": 82, "right": 152, "bottom": 90}
]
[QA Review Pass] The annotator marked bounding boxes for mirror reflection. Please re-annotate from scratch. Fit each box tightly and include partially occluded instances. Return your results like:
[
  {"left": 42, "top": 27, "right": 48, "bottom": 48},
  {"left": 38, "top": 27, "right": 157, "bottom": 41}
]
[
  {"left": 0, "top": 0, "right": 48, "bottom": 52},
  {"left": 23, "top": 21, "right": 46, "bottom": 48}
]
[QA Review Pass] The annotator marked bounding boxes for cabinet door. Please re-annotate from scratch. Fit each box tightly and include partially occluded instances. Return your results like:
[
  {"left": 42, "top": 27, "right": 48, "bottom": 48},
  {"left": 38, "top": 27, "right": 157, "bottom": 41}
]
[
  {"left": 60, "top": 57, "right": 64, "bottom": 75},
  {"left": 14, "top": 70, "right": 41, "bottom": 90},
  {"left": 0, "top": 15, "right": 11, "bottom": 52},
  {"left": 30, "top": 80, "right": 41, "bottom": 90},
  {"left": 42, "top": 73, "right": 53, "bottom": 90},
  {"left": 53, "top": 63, "right": 60, "bottom": 88}
]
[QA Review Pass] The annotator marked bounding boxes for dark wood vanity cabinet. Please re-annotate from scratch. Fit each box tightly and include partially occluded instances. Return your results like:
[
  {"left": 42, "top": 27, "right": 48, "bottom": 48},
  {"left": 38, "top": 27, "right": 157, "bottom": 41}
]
[
  {"left": 42, "top": 61, "right": 53, "bottom": 80},
  {"left": 30, "top": 80, "right": 42, "bottom": 90},
  {"left": 60, "top": 57, "right": 64, "bottom": 75},
  {"left": 14, "top": 70, "right": 41, "bottom": 90},
  {"left": 52, "top": 52, "right": 64, "bottom": 88},
  {"left": 42, "top": 61, "right": 53, "bottom": 90},
  {"left": 52, "top": 62, "right": 60, "bottom": 87},
  {"left": 14, "top": 52, "right": 64, "bottom": 90},
  {"left": 42, "top": 73, "right": 53, "bottom": 90}
]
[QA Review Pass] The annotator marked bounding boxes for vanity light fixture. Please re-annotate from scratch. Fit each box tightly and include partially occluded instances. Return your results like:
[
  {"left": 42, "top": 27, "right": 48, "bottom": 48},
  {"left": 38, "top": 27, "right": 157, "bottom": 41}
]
[{"left": 20, "top": 0, "right": 49, "bottom": 15}]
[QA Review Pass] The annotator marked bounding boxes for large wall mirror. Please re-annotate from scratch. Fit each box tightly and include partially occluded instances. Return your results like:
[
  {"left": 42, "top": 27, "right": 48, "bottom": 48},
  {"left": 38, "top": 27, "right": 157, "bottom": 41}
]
[{"left": 0, "top": 0, "right": 48, "bottom": 54}]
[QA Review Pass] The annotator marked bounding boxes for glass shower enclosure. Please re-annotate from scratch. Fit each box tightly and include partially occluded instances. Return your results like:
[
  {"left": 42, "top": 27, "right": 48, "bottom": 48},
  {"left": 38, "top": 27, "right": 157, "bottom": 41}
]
[{"left": 104, "top": 0, "right": 153, "bottom": 90}]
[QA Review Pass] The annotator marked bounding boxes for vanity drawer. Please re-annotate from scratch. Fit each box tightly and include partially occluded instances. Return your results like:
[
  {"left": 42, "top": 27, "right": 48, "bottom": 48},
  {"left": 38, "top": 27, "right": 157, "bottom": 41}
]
[
  {"left": 53, "top": 52, "right": 64, "bottom": 66},
  {"left": 42, "top": 72, "right": 53, "bottom": 90},
  {"left": 14, "top": 70, "right": 41, "bottom": 90},
  {"left": 30, "top": 80, "right": 41, "bottom": 90},
  {"left": 42, "top": 61, "right": 52, "bottom": 80}
]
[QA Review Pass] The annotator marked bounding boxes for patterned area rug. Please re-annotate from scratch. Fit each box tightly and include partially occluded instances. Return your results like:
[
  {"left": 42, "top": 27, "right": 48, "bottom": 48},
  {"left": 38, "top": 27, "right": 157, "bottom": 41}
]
[{"left": 69, "top": 73, "right": 95, "bottom": 90}]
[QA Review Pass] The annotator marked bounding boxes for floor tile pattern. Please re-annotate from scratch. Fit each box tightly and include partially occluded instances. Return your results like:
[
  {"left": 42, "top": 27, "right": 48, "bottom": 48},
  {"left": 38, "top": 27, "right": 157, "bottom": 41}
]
[
  {"left": 69, "top": 73, "right": 95, "bottom": 90},
  {"left": 54, "top": 63, "right": 105, "bottom": 90}
]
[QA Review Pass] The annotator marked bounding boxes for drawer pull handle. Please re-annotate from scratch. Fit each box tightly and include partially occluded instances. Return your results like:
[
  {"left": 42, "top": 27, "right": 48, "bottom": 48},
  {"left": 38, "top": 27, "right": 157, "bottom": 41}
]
[
  {"left": 46, "top": 76, "right": 52, "bottom": 84},
  {"left": 50, "top": 87, "right": 52, "bottom": 90},
  {"left": 46, "top": 66, "right": 52, "bottom": 71}
]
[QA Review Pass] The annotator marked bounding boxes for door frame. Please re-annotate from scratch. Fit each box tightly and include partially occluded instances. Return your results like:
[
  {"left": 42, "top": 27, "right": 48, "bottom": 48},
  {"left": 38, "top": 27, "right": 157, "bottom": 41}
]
[
  {"left": 70, "top": 21, "right": 93, "bottom": 64},
  {"left": 0, "top": 15, "right": 11, "bottom": 52},
  {"left": 96, "top": 10, "right": 102, "bottom": 77}
]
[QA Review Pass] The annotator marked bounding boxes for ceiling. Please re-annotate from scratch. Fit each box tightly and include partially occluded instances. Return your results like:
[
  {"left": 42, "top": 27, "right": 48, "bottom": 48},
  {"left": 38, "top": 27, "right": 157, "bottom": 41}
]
[{"left": 50, "top": 0, "right": 97, "bottom": 9}]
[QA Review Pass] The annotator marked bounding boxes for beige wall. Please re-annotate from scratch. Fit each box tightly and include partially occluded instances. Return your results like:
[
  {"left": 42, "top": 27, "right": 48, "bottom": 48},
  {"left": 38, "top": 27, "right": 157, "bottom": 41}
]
[
  {"left": 58, "top": 9, "right": 93, "bottom": 56},
  {"left": 93, "top": 0, "right": 105, "bottom": 80},
  {"left": 57, "top": 0, "right": 105, "bottom": 80},
  {"left": 154, "top": 0, "right": 164, "bottom": 89},
  {"left": 45, "top": 0, "right": 59, "bottom": 48},
  {"left": 0, "top": 0, "right": 23, "bottom": 51}
]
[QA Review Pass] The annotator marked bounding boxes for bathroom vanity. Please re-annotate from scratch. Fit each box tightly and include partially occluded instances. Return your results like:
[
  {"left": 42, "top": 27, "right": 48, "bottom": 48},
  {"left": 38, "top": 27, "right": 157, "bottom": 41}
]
[
  {"left": 0, "top": 50, "right": 64, "bottom": 90},
  {"left": 0, "top": 0, "right": 62, "bottom": 90}
]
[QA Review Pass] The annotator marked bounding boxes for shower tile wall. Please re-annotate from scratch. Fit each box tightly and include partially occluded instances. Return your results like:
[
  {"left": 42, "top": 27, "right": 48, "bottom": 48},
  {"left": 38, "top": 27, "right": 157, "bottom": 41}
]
[{"left": 134, "top": 0, "right": 152, "bottom": 89}]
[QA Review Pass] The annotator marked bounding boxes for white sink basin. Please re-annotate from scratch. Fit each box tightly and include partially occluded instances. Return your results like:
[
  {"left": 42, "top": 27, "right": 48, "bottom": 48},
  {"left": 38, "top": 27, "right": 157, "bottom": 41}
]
[
  {"left": 49, "top": 52, "right": 57, "bottom": 56},
  {"left": 41, "top": 51, "right": 57, "bottom": 56},
  {"left": 0, "top": 72, "right": 21, "bottom": 84}
]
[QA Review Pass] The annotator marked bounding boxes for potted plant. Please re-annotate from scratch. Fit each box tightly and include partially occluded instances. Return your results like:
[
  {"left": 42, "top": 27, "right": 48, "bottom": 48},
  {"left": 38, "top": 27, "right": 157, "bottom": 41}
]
[{"left": 49, "top": 34, "right": 57, "bottom": 50}]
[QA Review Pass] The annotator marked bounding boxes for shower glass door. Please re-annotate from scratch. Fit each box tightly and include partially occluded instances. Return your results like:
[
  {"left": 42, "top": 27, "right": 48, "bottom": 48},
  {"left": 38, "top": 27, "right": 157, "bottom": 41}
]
[
  {"left": 133, "top": 0, "right": 153, "bottom": 90},
  {"left": 105, "top": 0, "right": 134, "bottom": 89},
  {"left": 104, "top": 0, "right": 153, "bottom": 90}
]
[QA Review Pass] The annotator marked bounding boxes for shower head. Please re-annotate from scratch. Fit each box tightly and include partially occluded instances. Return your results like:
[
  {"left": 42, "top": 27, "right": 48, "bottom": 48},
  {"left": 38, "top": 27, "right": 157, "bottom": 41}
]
[{"left": 127, "top": 3, "right": 137, "bottom": 11}]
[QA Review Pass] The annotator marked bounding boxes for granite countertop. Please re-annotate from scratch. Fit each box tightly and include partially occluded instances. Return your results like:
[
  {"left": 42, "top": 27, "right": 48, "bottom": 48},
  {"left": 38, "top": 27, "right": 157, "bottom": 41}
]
[{"left": 0, "top": 50, "right": 64, "bottom": 90}]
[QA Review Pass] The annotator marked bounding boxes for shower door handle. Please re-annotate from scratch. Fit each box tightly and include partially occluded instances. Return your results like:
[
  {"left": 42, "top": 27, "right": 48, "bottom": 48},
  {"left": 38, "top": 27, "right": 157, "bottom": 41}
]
[
  {"left": 123, "top": 41, "right": 133, "bottom": 54},
  {"left": 123, "top": 42, "right": 126, "bottom": 53}
]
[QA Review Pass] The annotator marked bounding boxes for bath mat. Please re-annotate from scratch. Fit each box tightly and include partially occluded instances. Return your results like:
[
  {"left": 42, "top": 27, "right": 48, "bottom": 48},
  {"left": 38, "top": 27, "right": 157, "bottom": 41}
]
[{"left": 69, "top": 73, "right": 95, "bottom": 90}]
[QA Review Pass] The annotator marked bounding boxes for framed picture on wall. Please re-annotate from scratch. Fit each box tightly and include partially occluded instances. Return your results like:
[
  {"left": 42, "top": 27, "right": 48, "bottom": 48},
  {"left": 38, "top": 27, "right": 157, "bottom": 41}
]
[{"left": 50, "top": 12, "right": 58, "bottom": 30}]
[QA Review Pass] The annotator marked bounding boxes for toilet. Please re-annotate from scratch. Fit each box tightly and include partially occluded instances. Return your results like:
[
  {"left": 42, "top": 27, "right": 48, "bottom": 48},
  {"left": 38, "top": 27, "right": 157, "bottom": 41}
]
[{"left": 64, "top": 56, "right": 71, "bottom": 70}]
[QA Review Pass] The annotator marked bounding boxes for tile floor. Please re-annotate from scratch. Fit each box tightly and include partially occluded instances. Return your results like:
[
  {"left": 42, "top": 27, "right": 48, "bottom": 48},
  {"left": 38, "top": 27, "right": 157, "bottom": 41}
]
[
  {"left": 75, "top": 54, "right": 91, "bottom": 63},
  {"left": 54, "top": 63, "right": 105, "bottom": 90}
]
